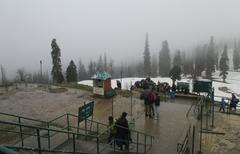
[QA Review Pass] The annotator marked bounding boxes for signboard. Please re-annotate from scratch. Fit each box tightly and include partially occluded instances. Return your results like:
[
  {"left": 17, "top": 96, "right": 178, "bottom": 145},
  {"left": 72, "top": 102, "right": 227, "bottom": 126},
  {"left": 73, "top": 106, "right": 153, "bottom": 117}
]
[
  {"left": 93, "top": 87, "right": 104, "bottom": 95},
  {"left": 193, "top": 80, "right": 212, "bottom": 93},
  {"left": 78, "top": 101, "right": 94, "bottom": 123}
]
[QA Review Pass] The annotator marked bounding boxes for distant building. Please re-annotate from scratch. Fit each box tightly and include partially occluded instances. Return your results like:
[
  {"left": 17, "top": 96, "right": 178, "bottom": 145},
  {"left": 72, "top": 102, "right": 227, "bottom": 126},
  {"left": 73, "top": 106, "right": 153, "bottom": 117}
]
[{"left": 92, "top": 71, "right": 112, "bottom": 96}]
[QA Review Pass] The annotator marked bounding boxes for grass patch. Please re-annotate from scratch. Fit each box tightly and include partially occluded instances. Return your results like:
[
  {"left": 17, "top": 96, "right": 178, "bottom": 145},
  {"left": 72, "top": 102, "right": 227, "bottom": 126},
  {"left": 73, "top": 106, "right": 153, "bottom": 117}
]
[
  {"left": 118, "top": 90, "right": 131, "bottom": 97},
  {"left": 60, "top": 83, "right": 93, "bottom": 92},
  {"left": 49, "top": 87, "right": 68, "bottom": 93}
]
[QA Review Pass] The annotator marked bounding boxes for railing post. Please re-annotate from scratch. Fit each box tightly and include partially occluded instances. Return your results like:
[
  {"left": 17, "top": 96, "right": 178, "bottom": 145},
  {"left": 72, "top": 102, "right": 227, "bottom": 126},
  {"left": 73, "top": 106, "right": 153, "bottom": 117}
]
[
  {"left": 144, "top": 135, "right": 146, "bottom": 154},
  {"left": 18, "top": 117, "right": 24, "bottom": 147},
  {"left": 192, "top": 125, "right": 195, "bottom": 154},
  {"left": 211, "top": 89, "right": 215, "bottom": 127},
  {"left": 97, "top": 123, "right": 99, "bottom": 135},
  {"left": 205, "top": 99, "right": 209, "bottom": 130},
  {"left": 97, "top": 135, "right": 100, "bottom": 154},
  {"left": 113, "top": 136, "right": 116, "bottom": 152},
  {"left": 67, "top": 114, "right": 70, "bottom": 139},
  {"left": 47, "top": 122, "right": 50, "bottom": 151},
  {"left": 37, "top": 129, "right": 42, "bottom": 154},
  {"left": 199, "top": 103, "right": 203, "bottom": 154},
  {"left": 136, "top": 132, "right": 139, "bottom": 153},
  {"left": 73, "top": 133, "right": 76, "bottom": 154}
]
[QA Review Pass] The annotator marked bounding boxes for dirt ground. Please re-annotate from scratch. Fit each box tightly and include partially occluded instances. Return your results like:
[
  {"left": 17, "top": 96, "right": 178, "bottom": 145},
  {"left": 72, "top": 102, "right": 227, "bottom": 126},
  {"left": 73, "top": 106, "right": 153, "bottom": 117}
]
[
  {"left": 202, "top": 112, "right": 240, "bottom": 154},
  {"left": 0, "top": 84, "right": 144, "bottom": 125}
]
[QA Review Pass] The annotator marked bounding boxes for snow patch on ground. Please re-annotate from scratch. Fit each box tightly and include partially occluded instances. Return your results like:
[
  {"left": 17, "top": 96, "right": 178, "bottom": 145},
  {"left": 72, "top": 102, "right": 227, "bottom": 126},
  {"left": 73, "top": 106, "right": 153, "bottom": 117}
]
[{"left": 78, "top": 71, "right": 240, "bottom": 102}]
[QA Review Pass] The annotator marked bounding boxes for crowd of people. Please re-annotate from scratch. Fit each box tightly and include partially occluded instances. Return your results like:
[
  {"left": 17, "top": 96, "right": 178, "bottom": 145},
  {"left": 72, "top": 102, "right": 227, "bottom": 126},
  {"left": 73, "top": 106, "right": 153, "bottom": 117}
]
[
  {"left": 108, "top": 80, "right": 239, "bottom": 151},
  {"left": 219, "top": 93, "right": 239, "bottom": 112}
]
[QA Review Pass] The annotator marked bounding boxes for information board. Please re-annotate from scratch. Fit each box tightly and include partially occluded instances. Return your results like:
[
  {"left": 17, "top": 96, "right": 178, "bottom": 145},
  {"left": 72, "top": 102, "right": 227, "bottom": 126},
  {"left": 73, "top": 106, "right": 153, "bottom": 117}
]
[{"left": 78, "top": 101, "right": 94, "bottom": 123}]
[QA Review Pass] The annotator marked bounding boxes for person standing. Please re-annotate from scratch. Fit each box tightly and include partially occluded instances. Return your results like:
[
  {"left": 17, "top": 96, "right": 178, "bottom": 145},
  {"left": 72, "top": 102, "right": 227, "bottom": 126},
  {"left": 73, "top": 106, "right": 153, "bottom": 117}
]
[
  {"left": 154, "top": 92, "right": 160, "bottom": 119},
  {"left": 148, "top": 87, "right": 156, "bottom": 118},
  {"left": 115, "top": 112, "right": 131, "bottom": 151},
  {"left": 219, "top": 97, "right": 226, "bottom": 112},
  {"left": 107, "top": 116, "right": 116, "bottom": 144},
  {"left": 230, "top": 93, "right": 239, "bottom": 111},
  {"left": 140, "top": 89, "right": 150, "bottom": 117}
]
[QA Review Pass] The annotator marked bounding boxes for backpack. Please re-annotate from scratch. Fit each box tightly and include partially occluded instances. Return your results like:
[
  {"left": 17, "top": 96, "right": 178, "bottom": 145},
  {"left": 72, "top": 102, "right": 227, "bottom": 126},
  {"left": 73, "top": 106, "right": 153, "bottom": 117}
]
[
  {"left": 140, "top": 89, "right": 149, "bottom": 100},
  {"left": 148, "top": 91, "right": 156, "bottom": 103}
]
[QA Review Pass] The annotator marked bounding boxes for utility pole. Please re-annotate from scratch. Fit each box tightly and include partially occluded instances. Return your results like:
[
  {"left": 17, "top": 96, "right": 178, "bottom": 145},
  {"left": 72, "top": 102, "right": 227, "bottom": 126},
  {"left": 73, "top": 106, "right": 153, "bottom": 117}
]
[{"left": 40, "top": 60, "right": 42, "bottom": 82}]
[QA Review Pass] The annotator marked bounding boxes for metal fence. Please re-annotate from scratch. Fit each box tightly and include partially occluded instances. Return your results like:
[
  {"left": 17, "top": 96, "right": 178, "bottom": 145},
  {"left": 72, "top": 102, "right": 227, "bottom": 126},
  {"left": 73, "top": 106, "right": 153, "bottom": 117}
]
[{"left": 0, "top": 112, "right": 153, "bottom": 154}]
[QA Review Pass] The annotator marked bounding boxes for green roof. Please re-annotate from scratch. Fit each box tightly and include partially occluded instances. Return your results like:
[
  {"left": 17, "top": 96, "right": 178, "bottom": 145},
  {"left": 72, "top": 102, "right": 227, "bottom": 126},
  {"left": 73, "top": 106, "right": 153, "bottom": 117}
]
[{"left": 92, "top": 71, "right": 111, "bottom": 80}]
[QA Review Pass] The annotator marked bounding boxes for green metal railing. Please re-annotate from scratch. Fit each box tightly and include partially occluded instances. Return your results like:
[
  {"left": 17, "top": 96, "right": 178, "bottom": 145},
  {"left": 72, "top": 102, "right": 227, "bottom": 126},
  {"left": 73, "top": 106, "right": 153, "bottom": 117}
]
[{"left": 0, "top": 112, "right": 154, "bottom": 154}]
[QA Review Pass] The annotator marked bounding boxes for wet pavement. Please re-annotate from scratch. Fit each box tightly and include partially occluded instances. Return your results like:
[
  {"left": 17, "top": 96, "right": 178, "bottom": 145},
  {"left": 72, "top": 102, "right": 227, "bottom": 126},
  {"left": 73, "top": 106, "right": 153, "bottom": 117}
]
[
  {"left": 93, "top": 96, "right": 195, "bottom": 154},
  {"left": 133, "top": 98, "right": 193, "bottom": 154}
]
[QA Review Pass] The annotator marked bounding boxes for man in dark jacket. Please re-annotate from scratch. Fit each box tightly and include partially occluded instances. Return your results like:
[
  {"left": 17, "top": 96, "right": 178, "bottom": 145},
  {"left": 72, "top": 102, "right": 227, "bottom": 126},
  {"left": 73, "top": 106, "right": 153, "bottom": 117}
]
[{"left": 115, "top": 112, "right": 131, "bottom": 150}]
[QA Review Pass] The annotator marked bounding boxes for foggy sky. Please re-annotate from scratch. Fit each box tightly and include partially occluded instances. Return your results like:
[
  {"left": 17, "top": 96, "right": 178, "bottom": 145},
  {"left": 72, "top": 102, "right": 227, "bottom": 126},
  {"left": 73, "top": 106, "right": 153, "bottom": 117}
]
[{"left": 1, "top": 0, "right": 240, "bottom": 78}]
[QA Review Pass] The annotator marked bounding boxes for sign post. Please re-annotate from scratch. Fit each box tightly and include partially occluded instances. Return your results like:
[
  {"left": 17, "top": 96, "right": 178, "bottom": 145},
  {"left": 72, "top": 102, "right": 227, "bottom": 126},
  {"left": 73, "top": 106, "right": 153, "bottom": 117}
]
[{"left": 77, "top": 101, "right": 94, "bottom": 137}]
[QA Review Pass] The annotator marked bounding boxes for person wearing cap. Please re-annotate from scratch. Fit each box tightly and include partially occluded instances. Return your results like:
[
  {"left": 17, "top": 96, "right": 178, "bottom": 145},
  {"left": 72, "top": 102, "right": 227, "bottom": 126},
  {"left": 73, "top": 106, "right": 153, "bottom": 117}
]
[{"left": 115, "top": 112, "right": 131, "bottom": 150}]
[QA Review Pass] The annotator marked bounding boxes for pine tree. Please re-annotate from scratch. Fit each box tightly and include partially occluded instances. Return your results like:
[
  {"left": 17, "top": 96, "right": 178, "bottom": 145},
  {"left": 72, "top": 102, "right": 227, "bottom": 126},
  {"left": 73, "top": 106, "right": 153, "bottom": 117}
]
[
  {"left": 109, "top": 58, "right": 114, "bottom": 77},
  {"left": 195, "top": 45, "right": 206, "bottom": 76},
  {"left": 206, "top": 36, "right": 215, "bottom": 79},
  {"left": 233, "top": 41, "right": 240, "bottom": 71},
  {"left": 66, "top": 60, "right": 77, "bottom": 82},
  {"left": 51, "top": 39, "right": 64, "bottom": 83},
  {"left": 169, "top": 66, "right": 181, "bottom": 87},
  {"left": 78, "top": 60, "right": 88, "bottom": 81},
  {"left": 97, "top": 55, "right": 104, "bottom": 72},
  {"left": 173, "top": 50, "right": 181, "bottom": 66},
  {"left": 151, "top": 52, "right": 158, "bottom": 77},
  {"left": 159, "top": 40, "right": 171, "bottom": 77},
  {"left": 143, "top": 33, "right": 151, "bottom": 76},
  {"left": 182, "top": 51, "right": 187, "bottom": 76},
  {"left": 219, "top": 45, "right": 229, "bottom": 83},
  {"left": 88, "top": 60, "right": 96, "bottom": 77},
  {"left": 1, "top": 65, "right": 6, "bottom": 85},
  {"left": 214, "top": 46, "right": 219, "bottom": 70},
  {"left": 104, "top": 53, "right": 108, "bottom": 71}
]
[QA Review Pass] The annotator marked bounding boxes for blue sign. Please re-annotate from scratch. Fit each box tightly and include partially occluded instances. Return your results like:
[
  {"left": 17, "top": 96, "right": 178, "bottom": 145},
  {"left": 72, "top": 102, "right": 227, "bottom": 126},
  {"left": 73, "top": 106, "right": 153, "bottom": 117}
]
[{"left": 78, "top": 101, "right": 94, "bottom": 123}]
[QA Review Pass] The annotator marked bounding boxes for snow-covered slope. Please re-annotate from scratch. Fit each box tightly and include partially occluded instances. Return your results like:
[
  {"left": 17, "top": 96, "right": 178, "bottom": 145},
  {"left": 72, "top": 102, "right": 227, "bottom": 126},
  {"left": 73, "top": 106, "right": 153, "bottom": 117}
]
[{"left": 78, "top": 71, "right": 240, "bottom": 102}]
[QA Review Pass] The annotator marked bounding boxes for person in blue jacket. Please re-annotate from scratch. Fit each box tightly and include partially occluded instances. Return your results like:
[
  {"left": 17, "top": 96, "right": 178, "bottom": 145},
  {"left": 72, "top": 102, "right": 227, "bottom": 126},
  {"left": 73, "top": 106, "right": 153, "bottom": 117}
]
[{"left": 219, "top": 97, "right": 226, "bottom": 112}]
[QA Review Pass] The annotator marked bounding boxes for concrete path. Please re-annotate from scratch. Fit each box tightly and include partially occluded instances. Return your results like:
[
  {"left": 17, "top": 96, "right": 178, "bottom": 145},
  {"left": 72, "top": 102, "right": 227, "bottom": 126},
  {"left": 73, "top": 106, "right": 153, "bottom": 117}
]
[{"left": 133, "top": 98, "right": 194, "bottom": 154}]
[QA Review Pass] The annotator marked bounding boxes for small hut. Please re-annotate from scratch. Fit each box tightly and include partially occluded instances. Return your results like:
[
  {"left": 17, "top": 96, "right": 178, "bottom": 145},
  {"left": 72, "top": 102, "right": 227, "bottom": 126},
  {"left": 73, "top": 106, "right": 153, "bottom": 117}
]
[{"left": 92, "top": 71, "right": 112, "bottom": 96}]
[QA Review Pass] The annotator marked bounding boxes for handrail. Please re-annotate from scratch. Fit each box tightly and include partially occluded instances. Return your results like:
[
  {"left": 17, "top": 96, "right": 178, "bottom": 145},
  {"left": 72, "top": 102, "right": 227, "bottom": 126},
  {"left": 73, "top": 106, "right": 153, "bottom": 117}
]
[
  {"left": 1, "top": 111, "right": 154, "bottom": 154},
  {"left": 0, "top": 120, "right": 96, "bottom": 138},
  {"left": 48, "top": 113, "right": 68, "bottom": 124},
  {"left": 0, "top": 112, "right": 48, "bottom": 124},
  {"left": 0, "top": 129, "right": 49, "bottom": 139},
  {"left": 67, "top": 113, "right": 151, "bottom": 136}
]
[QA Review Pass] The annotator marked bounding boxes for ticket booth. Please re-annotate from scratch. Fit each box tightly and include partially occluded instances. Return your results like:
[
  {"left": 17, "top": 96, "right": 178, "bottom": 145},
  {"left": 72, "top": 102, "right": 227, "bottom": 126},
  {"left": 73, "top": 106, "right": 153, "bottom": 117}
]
[{"left": 92, "top": 71, "right": 112, "bottom": 96}]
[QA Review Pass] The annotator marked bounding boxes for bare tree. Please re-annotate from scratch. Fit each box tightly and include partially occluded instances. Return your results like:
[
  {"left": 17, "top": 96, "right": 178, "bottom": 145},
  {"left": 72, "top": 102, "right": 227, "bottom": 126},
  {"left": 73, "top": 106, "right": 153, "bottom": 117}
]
[
  {"left": 1, "top": 64, "right": 6, "bottom": 85},
  {"left": 17, "top": 68, "right": 26, "bottom": 82}
]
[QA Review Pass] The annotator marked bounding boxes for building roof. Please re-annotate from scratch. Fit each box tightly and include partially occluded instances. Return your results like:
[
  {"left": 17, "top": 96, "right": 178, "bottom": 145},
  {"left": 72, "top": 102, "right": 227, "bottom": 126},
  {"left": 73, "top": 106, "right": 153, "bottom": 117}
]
[{"left": 92, "top": 71, "right": 111, "bottom": 80}]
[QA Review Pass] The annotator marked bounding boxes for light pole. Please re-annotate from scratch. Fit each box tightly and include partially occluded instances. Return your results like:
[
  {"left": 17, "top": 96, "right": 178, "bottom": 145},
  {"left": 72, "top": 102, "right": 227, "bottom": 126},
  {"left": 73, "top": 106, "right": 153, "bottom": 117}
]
[{"left": 40, "top": 60, "right": 42, "bottom": 83}]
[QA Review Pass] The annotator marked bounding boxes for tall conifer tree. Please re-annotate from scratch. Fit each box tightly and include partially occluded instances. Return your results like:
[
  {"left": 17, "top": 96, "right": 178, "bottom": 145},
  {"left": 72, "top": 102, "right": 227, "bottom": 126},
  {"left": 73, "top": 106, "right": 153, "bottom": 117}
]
[
  {"left": 159, "top": 40, "right": 171, "bottom": 77},
  {"left": 219, "top": 45, "right": 229, "bottom": 82},
  {"left": 206, "top": 36, "right": 215, "bottom": 79},
  {"left": 78, "top": 59, "right": 88, "bottom": 81},
  {"left": 66, "top": 60, "right": 77, "bottom": 82},
  {"left": 233, "top": 41, "right": 240, "bottom": 71},
  {"left": 51, "top": 39, "right": 64, "bottom": 83},
  {"left": 143, "top": 33, "right": 151, "bottom": 76}
]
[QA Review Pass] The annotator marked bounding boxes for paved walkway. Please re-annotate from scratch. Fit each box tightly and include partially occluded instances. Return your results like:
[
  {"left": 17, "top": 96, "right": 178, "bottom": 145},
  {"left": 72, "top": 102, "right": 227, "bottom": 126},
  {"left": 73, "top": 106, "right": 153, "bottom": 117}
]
[{"left": 133, "top": 98, "right": 194, "bottom": 154}]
